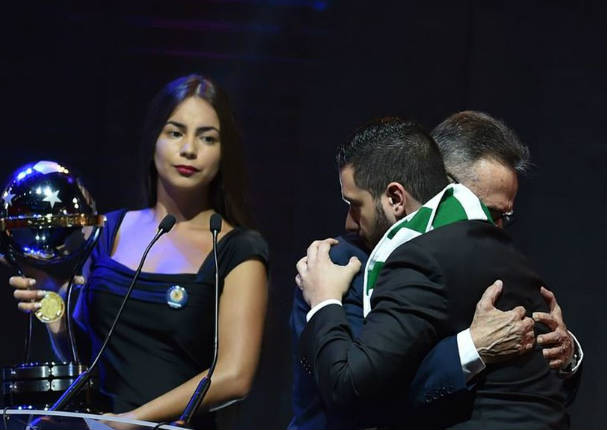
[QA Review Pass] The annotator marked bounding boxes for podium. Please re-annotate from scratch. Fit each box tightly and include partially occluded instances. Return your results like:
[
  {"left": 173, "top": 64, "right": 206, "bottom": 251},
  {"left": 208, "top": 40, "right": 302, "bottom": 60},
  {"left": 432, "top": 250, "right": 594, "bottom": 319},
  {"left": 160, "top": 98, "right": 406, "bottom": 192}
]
[{"left": 0, "top": 410, "right": 191, "bottom": 430}]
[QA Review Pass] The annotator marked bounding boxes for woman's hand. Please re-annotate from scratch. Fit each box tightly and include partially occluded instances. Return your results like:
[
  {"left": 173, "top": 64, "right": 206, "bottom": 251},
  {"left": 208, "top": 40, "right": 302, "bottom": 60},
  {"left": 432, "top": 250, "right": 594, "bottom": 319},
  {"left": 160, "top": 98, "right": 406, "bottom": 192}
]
[
  {"left": 0, "top": 255, "right": 42, "bottom": 312},
  {"left": 10, "top": 276, "right": 44, "bottom": 313},
  {"left": 10, "top": 274, "right": 86, "bottom": 313}
]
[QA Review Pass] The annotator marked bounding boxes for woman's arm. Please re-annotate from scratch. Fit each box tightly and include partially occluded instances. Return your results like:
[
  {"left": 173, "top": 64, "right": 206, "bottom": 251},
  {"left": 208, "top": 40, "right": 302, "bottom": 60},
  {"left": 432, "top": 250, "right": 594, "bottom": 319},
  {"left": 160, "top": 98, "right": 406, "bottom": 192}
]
[{"left": 127, "top": 258, "right": 268, "bottom": 422}]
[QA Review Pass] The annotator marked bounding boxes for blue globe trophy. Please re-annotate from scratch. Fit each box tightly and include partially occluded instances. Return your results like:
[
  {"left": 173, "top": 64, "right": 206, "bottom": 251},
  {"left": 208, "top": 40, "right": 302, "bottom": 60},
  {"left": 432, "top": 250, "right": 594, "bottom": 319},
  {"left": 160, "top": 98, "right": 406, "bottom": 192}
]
[{"left": 0, "top": 160, "right": 105, "bottom": 410}]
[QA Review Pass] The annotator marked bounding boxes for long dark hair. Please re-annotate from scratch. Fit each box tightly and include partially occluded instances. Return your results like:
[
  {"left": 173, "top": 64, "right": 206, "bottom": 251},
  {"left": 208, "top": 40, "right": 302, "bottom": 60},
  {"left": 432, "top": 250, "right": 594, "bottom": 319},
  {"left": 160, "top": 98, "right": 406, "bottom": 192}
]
[{"left": 141, "top": 74, "right": 251, "bottom": 227}]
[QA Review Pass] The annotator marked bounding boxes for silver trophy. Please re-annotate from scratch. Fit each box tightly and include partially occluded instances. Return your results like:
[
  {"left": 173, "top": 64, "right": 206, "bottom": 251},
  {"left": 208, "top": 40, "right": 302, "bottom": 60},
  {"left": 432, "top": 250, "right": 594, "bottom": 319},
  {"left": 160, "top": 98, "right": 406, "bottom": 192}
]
[{"left": 0, "top": 160, "right": 105, "bottom": 410}]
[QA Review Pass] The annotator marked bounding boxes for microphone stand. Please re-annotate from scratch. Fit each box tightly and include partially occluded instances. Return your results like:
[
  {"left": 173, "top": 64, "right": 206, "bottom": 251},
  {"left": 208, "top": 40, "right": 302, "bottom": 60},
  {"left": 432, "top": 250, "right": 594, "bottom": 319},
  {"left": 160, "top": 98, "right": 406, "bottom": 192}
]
[
  {"left": 65, "top": 225, "right": 103, "bottom": 364},
  {"left": 174, "top": 214, "right": 222, "bottom": 427},
  {"left": 46, "top": 216, "right": 175, "bottom": 412}
]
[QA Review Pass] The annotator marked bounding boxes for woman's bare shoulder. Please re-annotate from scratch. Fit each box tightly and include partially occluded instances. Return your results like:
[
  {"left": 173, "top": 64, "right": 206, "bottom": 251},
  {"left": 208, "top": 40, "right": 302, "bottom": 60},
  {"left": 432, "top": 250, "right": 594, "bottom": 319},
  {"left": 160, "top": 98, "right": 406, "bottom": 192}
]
[
  {"left": 112, "top": 209, "right": 155, "bottom": 252},
  {"left": 120, "top": 209, "right": 154, "bottom": 228},
  {"left": 220, "top": 218, "right": 235, "bottom": 237}
]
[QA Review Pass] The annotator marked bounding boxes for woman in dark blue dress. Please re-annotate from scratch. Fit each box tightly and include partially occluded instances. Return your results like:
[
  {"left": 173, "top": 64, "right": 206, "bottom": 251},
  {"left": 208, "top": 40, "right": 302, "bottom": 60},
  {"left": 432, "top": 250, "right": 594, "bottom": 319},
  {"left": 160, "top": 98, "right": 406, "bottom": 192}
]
[{"left": 11, "top": 74, "right": 269, "bottom": 428}]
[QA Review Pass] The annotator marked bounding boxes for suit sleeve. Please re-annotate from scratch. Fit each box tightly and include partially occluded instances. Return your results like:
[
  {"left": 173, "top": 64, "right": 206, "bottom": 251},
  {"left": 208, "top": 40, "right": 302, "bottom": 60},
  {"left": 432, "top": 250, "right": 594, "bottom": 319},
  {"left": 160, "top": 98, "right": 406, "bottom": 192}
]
[
  {"left": 289, "top": 238, "right": 368, "bottom": 430},
  {"left": 289, "top": 287, "right": 329, "bottom": 430},
  {"left": 299, "top": 242, "right": 449, "bottom": 413},
  {"left": 407, "top": 336, "right": 468, "bottom": 407}
]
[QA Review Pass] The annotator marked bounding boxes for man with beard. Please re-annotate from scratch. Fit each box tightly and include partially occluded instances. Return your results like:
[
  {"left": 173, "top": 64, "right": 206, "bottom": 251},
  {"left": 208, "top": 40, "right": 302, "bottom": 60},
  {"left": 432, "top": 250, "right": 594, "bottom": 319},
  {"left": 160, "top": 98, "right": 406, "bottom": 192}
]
[
  {"left": 289, "top": 112, "right": 581, "bottom": 429},
  {"left": 296, "top": 117, "right": 571, "bottom": 428}
]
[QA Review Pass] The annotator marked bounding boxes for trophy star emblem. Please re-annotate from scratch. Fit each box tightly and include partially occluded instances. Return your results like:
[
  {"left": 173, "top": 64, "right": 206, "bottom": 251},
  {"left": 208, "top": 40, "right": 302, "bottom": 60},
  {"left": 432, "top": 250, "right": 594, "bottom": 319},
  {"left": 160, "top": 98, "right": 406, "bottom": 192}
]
[
  {"left": 42, "top": 189, "right": 62, "bottom": 208},
  {"left": 3, "top": 191, "right": 16, "bottom": 207}
]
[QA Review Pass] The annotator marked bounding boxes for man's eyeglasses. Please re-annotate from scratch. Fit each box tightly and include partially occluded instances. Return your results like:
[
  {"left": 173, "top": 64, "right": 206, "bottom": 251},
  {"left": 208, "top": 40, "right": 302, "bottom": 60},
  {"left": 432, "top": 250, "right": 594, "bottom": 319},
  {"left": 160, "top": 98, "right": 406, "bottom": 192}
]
[
  {"left": 487, "top": 208, "right": 515, "bottom": 226},
  {"left": 447, "top": 171, "right": 515, "bottom": 226}
]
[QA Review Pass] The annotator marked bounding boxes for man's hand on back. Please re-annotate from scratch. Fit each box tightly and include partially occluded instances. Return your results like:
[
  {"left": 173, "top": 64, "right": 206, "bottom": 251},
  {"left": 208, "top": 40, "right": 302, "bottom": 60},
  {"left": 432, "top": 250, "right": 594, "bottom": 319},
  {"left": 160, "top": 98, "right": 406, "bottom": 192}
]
[
  {"left": 296, "top": 238, "right": 362, "bottom": 308},
  {"left": 470, "top": 280, "right": 535, "bottom": 363},
  {"left": 533, "top": 286, "right": 574, "bottom": 370}
]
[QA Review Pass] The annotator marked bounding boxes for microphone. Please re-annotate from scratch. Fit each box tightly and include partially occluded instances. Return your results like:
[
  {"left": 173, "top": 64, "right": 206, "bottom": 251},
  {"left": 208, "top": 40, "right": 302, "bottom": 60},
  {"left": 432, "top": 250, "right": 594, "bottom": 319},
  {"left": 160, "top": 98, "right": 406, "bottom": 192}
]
[
  {"left": 175, "top": 213, "right": 222, "bottom": 427},
  {"left": 210, "top": 213, "right": 222, "bottom": 233},
  {"left": 47, "top": 214, "right": 176, "bottom": 412},
  {"left": 159, "top": 214, "right": 176, "bottom": 233}
]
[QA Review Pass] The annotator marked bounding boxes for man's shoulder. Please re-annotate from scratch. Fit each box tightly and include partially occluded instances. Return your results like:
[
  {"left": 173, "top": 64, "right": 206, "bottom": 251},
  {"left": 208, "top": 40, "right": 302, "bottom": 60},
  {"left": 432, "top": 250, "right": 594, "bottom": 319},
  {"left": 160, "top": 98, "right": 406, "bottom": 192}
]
[
  {"left": 330, "top": 233, "right": 369, "bottom": 264},
  {"left": 384, "top": 220, "right": 514, "bottom": 275},
  {"left": 408, "top": 220, "right": 510, "bottom": 248}
]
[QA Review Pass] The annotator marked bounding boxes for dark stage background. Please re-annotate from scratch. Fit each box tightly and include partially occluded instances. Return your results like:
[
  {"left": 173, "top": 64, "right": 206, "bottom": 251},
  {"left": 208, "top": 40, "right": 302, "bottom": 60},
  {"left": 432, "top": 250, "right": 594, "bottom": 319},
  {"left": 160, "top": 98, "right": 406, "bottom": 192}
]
[{"left": 0, "top": 1, "right": 604, "bottom": 428}]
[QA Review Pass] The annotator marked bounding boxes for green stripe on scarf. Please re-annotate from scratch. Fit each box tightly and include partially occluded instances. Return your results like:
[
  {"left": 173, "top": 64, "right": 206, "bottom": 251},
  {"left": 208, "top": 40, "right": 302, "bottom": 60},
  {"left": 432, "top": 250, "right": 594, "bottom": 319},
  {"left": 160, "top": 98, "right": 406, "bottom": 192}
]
[
  {"left": 481, "top": 203, "right": 493, "bottom": 222},
  {"left": 433, "top": 188, "right": 468, "bottom": 228},
  {"left": 362, "top": 184, "right": 492, "bottom": 316},
  {"left": 387, "top": 207, "right": 432, "bottom": 239},
  {"left": 365, "top": 262, "right": 384, "bottom": 294}
]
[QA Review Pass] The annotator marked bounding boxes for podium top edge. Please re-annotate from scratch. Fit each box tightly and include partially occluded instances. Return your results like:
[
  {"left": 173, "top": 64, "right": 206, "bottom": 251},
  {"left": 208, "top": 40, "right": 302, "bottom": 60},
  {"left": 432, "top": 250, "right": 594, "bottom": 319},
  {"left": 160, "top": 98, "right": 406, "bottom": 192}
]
[{"left": 0, "top": 409, "right": 190, "bottom": 430}]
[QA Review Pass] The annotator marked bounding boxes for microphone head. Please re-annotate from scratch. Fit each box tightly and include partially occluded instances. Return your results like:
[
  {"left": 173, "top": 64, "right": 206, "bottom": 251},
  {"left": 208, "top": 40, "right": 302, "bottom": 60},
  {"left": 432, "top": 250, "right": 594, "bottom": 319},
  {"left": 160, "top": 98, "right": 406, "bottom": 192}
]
[
  {"left": 159, "top": 214, "right": 176, "bottom": 233},
  {"left": 210, "top": 213, "right": 222, "bottom": 233}
]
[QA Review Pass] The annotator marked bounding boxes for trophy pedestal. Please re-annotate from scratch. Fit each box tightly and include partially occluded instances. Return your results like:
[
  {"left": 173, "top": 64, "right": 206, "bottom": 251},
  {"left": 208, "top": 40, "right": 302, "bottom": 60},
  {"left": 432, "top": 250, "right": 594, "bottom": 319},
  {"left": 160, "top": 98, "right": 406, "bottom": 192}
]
[{"left": 1, "top": 362, "right": 106, "bottom": 413}]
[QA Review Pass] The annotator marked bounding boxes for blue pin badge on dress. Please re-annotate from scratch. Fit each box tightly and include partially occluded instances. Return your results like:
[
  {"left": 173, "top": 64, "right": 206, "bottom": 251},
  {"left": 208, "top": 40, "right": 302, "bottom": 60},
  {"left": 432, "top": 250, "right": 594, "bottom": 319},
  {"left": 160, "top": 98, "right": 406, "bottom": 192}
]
[{"left": 166, "top": 285, "right": 188, "bottom": 309}]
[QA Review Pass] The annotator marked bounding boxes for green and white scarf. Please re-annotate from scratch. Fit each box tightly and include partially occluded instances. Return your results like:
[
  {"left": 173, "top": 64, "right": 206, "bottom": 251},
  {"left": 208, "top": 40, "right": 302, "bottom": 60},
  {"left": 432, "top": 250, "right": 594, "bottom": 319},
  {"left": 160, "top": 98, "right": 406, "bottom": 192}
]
[{"left": 363, "top": 183, "right": 493, "bottom": 317}]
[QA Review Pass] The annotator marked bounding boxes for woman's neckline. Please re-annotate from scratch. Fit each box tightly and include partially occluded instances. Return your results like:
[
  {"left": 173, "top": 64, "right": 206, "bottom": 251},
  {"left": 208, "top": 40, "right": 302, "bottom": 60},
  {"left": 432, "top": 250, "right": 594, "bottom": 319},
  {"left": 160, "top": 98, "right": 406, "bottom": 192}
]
[{"left": 106, "top": 209, "right": 238, "bottom": 276}]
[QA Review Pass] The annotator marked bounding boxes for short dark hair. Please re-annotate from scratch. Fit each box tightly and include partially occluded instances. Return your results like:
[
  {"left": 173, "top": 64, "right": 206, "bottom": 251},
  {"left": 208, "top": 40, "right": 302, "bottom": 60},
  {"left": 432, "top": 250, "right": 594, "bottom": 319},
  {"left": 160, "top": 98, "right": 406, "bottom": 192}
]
[
  {"left": 141, "top": 74, "right": 251, "bottom": 227},
  {"left": 431, "top": 111, "right": 530, "bottom": 182},
  {"left": 336, "top": 117, "right": 448, "bottom": 203}
]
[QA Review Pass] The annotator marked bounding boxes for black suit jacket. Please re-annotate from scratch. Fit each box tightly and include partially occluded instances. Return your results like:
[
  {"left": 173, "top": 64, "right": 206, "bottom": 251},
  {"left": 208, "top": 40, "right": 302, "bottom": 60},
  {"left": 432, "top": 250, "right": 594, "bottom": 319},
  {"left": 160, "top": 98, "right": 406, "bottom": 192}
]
[{"left": 300, "top": 220, "right": 568, "bottom": 429}]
